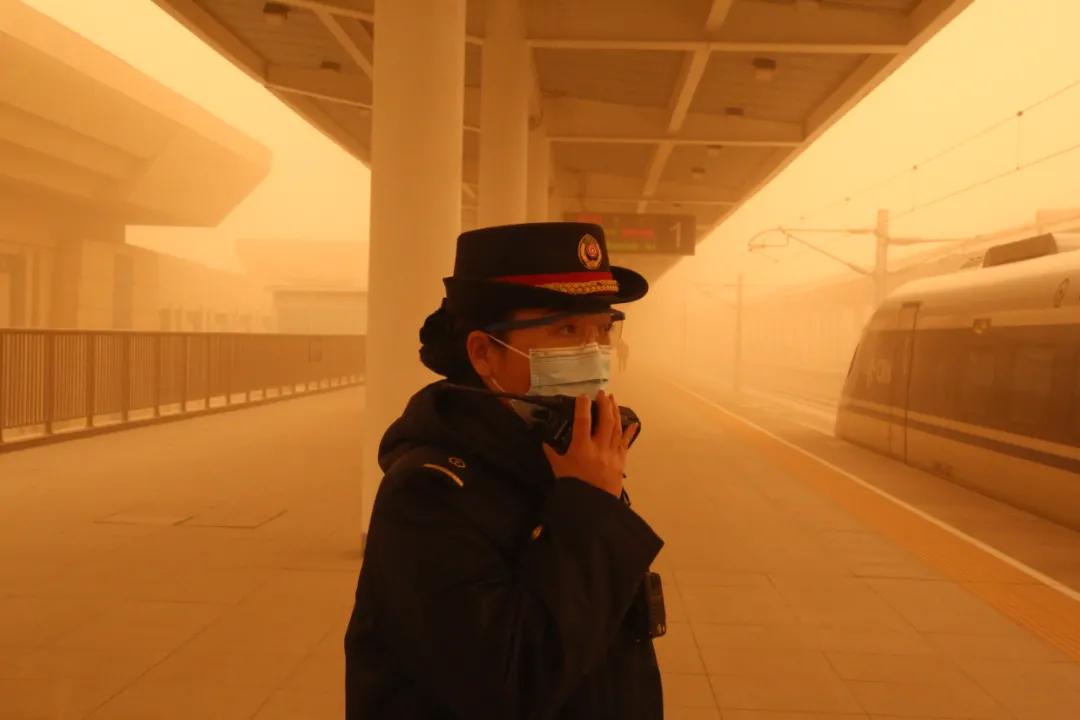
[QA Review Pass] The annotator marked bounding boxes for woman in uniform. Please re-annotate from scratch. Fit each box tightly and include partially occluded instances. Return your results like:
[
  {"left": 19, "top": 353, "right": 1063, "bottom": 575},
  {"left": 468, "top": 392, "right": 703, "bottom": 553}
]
[{"left": 345, "top": 222, "right": 664, "bottom": 719}]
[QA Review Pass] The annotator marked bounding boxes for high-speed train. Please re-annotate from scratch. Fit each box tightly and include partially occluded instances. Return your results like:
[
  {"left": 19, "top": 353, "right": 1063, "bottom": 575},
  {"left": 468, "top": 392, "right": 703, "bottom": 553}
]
[{"left": 835, "top": 233, "right": 1080, "bottom": 530}]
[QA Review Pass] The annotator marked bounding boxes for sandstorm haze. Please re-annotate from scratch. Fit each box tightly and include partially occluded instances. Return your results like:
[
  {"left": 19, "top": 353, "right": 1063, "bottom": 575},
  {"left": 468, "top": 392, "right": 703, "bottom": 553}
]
[
  {"left": 12, "top": 0, "right": 1080, "bottom": 362},
  {"left": 3, "top": 1, "right": 1080, "bottom": 718},
  {"left": 21, "top": 0, "right": 372, "bottom": 277}
]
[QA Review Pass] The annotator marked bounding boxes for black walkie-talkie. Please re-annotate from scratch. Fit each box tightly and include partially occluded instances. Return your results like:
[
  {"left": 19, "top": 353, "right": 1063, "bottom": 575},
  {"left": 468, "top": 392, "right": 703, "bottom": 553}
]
[{"left": 445, "top": 384, "right": 641, "bottom": 455}]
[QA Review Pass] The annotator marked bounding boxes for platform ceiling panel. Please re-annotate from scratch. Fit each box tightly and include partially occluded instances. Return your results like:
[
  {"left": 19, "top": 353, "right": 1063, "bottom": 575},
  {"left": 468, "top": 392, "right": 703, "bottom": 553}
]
[
  {"left": 690, "top": 52, "right": 865, "bottom": 124},
  {"left": 551, "top": 142, "right": 657, "bottom": 179},
  {"left": 661, "top": 145, "right": 783, "bottom": 198},
  {"left": 206, "top": 0, "right": 359, "bottom": 72},
  {"left": 643, "top": 201, "right": 726, "bottom": 230},
  {"left": 525, "top": 0, "right": 719, "bottom": 42},
  {"left": 534, "top": 49, "right": 686, "bottom": 109},
  {"left": 150, "top": 0, "right": 974, "bottom": 245}
]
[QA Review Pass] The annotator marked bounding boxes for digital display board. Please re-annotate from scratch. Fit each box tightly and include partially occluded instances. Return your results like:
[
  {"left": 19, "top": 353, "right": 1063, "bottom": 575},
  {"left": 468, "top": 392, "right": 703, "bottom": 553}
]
[{"left": 563, "top": 212, "right": 697, "bottom": 256}]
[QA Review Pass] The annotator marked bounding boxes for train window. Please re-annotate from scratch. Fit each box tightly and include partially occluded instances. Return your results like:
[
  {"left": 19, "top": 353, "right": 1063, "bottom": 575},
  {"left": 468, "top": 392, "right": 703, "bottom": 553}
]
[
  {"left": 1009, "top": 345, "right": 1056, "bottom": 426},
  {"left": 931, "top": 338, "right": 961, "bottom": 417},
  {"left": 960, "top": 347, "right": 996, "bottom": 420},
  {"left": 907, "top": 330, "right": 958, "bottom": 419}
]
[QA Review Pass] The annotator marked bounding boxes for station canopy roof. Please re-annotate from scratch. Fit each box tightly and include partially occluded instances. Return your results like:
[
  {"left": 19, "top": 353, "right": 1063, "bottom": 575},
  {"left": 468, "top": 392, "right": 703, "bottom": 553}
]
[
  {"left": 1, "top": 2, "right": 271, "bottom": 227},
  {"left": 151, "top": 0, "right": 973, "bottom": 242}
]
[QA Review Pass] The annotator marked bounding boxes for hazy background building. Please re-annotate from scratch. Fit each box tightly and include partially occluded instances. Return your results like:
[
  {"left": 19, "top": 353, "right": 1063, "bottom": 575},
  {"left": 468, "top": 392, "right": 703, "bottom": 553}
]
[{"left": 236, "top": 238, "right": 367, "bottom": 336}]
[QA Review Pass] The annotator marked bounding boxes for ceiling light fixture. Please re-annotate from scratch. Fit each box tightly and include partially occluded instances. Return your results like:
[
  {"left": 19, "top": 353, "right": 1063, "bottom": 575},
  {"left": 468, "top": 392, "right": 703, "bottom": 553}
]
[
  {"left": 263, "top": 2, "right": 289, "bottom": 27},
  {"left": 706, "top": 145, "right": 723, "bottom": 159},
  {"left": 752, "top": 57, "right": 777, "bottom": 82},
  {"left": 724, "top": 106, "right": 744, "bottom": 117},
  {"left": 691, "top": 166, "right": 706, "bottom": 181},
  {"left": 320, "top": 60, "right": 342, "bottom": 72}
]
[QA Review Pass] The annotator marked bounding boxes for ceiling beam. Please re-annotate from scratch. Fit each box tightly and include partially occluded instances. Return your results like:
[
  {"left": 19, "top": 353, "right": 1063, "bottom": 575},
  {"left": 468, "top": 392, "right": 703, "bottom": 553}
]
[
  {"left": 637, "top": 3, "right": 731, "bottom": 213},
  {"left": 544, "top": 96, "right": 804, "bottom": 145},
  {"left": 548, "top": 135, "right": 800, "bottom": 148},
  {"left": 526, "top": 39, "right": 904, "bottom": 54},
  {"left": 265, "top": 64, "right": 371, "bottom": 108},
  {"left": 282, "top": 0, "right": 372, "bottom": 22},
  {"left": 267, "top": 82, "right": 371, "bottom": 109},
  {"left": 525, "top": 0, "right": 911, "bottom": 49},
  {"left": 667, "top": 49, "right": 711, "bottom": 134},
  {"left": 261, "top": 71, "right": 801, "bottom": 147},
  {"left": 637, "top": 141, "right": 674, "bottom": 213},
  {"left": 705, "top": 0, "right": 735, "bottom": 34},
  {"left": 313, "top": 9, "right": 373, "bottom": 78}
]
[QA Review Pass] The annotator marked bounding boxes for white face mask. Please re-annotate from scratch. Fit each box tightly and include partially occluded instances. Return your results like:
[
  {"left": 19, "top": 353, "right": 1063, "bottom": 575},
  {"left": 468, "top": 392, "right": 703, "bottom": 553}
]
[{"left": 488, "top": 336, "right": 612, "bottom": 400}]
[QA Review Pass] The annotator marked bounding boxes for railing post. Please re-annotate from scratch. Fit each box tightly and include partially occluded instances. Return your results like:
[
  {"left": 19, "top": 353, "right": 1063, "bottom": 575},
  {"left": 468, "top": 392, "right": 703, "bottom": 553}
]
[
  {"left": 85, "top": 333, "right": 95, "bottom": 429},
  {"left": 152, "top": 333, "right": 161, "bottom": 418},
  {"left": 244, "top": 335, "right": 251, "bottom": 404},
  {"left": 121, "top": 333, "right": 131, "bottom": 423},
  {"left": 280, "top": 335, "right": 287, "bottom": 397},
  {"left": 225, "top": 334, "right": 232, "bottom": 405},
  {"left": 44, "top": 333, "right": 54, "bottom": 436},
  {"left": 305, "top": 337, "right": 311, "bottom": 393},
  {"left": 180, "top": 334, "right": 188, "bottom": 413},
  {"left": 205, "top": 334, "right": 211, "bottom": 410},
  {"left": 264, "top": 335, "right": 270, "bottom": 400}
]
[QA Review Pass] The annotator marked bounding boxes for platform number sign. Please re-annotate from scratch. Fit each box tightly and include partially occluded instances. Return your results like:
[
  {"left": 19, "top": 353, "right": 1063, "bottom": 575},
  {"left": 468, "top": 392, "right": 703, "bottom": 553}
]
[{"left": 564, "top": 212, "right": 697, "bottom": 256}]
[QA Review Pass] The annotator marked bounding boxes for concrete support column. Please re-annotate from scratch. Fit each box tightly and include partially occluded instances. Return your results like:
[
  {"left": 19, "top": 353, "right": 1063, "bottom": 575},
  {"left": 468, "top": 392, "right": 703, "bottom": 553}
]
[
  {"left": 478, "top": 0, "right": 529, "bottom": 226},
  {"left": 363, "top": 0, "right": 466, "bottom": 534},
  {"left": 526, "top": 122, "right": 550, "bottom": 221}
]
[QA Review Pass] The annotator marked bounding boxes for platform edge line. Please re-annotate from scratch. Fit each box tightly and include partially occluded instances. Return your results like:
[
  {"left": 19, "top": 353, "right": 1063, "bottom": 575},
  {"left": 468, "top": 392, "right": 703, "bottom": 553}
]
[{"left": 668, "top": 380, "right": 1080, "bottom": 606}]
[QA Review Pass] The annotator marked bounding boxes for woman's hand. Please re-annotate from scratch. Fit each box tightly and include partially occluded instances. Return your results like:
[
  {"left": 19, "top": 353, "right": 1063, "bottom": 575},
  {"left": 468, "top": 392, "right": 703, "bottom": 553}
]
[{"left": 542, "top": 391, "right": 639, "bottom": 497}]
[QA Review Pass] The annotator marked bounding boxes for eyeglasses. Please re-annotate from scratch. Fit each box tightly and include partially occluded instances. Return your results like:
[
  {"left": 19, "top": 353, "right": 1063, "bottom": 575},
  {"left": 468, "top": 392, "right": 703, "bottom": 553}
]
[{"left": 485, "top": 309, "right": 625, "bottom": 347}]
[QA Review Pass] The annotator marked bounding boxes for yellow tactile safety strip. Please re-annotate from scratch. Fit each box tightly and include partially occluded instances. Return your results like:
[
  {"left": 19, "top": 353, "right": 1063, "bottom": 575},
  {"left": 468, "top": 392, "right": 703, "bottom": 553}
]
[{"left": 687, "top": 390, "right": 1080, "bottom": 661}]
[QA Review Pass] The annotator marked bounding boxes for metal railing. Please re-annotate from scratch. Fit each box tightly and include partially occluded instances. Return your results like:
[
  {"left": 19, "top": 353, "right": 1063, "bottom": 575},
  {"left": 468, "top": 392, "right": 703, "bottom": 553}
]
[{"left": 0, "top": 330, "right": 365, "bottom": 446}]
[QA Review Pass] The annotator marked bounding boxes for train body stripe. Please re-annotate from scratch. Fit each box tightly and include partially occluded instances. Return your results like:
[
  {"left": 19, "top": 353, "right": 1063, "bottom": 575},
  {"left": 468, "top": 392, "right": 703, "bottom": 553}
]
[{"left": 839, "top": 401, "right": 1080, "bottom": 474}]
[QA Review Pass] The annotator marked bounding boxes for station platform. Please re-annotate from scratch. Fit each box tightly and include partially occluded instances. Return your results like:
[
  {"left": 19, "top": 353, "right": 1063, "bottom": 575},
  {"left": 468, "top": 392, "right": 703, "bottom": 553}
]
[{"left": 1, "top": 374, "right": 1078, "bottom": 719}]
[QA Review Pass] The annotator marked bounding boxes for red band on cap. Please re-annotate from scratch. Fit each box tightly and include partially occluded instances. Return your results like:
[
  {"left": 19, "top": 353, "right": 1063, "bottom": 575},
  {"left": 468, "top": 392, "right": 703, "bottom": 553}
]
[{"left": 494, "top": 271, "right": 614, "bottom": 286}]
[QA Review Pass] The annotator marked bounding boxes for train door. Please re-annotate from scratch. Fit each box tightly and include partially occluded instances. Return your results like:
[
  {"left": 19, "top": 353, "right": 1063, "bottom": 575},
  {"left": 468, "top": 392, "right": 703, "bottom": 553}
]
[{"left": 888, "top": 302, "right": 920, "bottom": 460}]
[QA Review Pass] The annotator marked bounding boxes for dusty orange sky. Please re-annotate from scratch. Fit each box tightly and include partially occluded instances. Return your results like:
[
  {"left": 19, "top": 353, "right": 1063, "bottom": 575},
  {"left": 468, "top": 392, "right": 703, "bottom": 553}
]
[{"left": 20, "top": 0, "right": 1080, "bottom": 288}]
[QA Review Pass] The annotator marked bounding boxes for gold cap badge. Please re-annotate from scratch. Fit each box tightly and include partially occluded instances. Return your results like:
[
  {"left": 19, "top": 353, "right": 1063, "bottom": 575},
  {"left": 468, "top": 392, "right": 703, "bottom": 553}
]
[{"left": 577, "top": 234, "right": 603, "bottom": 270}]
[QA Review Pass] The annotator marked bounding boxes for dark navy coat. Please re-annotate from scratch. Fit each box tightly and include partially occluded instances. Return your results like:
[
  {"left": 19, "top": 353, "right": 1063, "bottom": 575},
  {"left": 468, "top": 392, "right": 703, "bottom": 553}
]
[{"left": 345, "top": 380, "right": 664, "bottom": 719}]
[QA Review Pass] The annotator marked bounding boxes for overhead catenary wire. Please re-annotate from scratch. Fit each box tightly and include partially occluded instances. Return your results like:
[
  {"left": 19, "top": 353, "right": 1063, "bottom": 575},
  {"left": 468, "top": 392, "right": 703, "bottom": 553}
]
[
  {"left": 799, "top": 76, "right": 1080, "bottom": 223},
  {"left": 894, "top": 138, "right": 1080, "bottom": 220}
]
